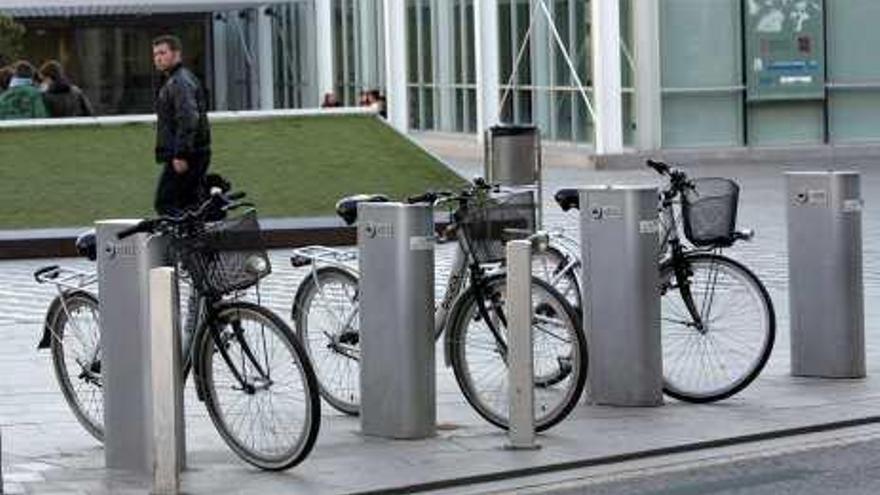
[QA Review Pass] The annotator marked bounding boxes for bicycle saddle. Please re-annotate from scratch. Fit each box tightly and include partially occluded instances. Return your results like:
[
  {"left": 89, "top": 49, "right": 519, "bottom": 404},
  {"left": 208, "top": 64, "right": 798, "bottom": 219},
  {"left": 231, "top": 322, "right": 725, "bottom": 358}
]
[
  {"left": 75, "top": 229, "right": 97, "bottom": 261},
  {"left": 554, "top": 188, "right": 580, "bottom": 212},
  {"left": 335, "top": 194, "right": 390, "bottom": 225}
]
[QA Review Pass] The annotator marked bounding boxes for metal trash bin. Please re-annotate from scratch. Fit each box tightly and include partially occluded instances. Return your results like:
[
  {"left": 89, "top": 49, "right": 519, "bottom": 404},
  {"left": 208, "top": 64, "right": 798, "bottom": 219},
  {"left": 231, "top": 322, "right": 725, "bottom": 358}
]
[
  {"left": 580, "top": 186, "right": 663, "bottom": 406},
  {"left": 786, "top": 172, "right": 865, "bottom": 378},
  {"left": 358, "top": 203, "right": 436, "bottom": 438},
  {"left": 96, "top": 220, "right": 167, "bottom": 474},
  {"left": 485, "top": 124, "right": 542, "bottom": 225}
]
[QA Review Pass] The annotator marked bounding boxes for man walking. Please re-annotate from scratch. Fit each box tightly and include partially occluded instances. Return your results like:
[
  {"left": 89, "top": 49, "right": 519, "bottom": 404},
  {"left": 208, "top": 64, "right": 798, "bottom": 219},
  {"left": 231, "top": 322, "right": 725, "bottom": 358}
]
[{"left": 152, "top": 34, "right": 211, "bottom": 215}]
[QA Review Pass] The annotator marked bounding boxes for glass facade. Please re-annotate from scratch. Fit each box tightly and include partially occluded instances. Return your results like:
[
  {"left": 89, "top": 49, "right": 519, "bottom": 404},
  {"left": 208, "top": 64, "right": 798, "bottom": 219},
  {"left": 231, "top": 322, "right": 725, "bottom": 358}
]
[
  {"left": 334, "top": 0, "right": 385, "bottom": 106},
  {"left": 11, "top": 0, "right": 880, "bottom": 149},
  {"left": 18, "top": 14, "right": 209, "bottom": 115},
  {"left": 406, "top": 0, "right": 476, "bottom": 133}
]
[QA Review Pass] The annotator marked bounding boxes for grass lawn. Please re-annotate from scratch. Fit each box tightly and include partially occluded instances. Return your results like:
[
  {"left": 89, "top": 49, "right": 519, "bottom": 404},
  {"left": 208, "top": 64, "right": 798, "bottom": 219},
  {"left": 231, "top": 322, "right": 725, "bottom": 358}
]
[{"left": 0, "top": 115, "right": 465, "bottom": 229}]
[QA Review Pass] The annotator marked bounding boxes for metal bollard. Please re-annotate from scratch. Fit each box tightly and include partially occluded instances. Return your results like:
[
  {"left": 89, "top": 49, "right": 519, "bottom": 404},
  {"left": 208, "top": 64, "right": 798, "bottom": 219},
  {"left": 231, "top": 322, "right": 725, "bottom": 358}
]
[
  {"left": 150, "top": 268, "right": 185, "bottom": 494},
  {"left": 580, "top": 186, "right": 663, "bottom": 406},
  {"left": 506, "top": 239, "right": 539, "bottom": 450},
  {"left": 787, "top": 172, "right": 865, "bottom": 378},
  {"left": 359, "top": 203, "right": 436, "bottom": 439},
  {"left": 96, "top": 220, "right": 166, "bottom": 474}
]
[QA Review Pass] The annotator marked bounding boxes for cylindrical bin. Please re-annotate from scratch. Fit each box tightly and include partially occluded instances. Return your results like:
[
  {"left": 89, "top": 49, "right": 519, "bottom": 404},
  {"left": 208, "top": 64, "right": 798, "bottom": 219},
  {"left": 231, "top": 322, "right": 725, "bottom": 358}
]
[
  {"left": 96, "top": 220, "right": 167, "bottom": 474},
  {"left": 358, "top": 203, "right": 436, "bottom": 438},
  {"left": 485, "top": 124, "right": 542, "bottom": 226},
  {"left": 580, "top": 186, "right": 663, "bottom": 406},
  {"left": 786, "top": 172, "right": 865, "bottom": 378}
]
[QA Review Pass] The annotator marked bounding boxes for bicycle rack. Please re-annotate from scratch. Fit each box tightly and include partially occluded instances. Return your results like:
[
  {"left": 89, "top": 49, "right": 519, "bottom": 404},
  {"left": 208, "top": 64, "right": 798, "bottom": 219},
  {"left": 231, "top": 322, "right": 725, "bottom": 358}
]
[
  {"left": 96, "top": 220, "right": 167, "bottom": 475},
  {"left": 580, "top": 186, "right": 664, "bottom": 406},
  {"left": 358, "top": 202, "right": 437, "bottom": 439},
  {"left": 787, "top": 172, "right": 865, "bottom": 378}
]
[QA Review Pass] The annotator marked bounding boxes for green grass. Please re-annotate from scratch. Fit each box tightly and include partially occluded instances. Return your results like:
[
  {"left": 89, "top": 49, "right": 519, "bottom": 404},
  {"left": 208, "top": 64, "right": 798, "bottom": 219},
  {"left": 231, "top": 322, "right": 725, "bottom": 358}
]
[{"left": 0, "top": 115, "right": 465, "bottom": 229}]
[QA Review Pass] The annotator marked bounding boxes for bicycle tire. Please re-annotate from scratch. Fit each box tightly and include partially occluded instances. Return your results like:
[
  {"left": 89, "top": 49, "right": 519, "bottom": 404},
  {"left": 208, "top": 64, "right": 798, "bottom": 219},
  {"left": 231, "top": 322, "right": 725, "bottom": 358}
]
[
  {"left": 47, "top": 291, "right": 104, "bottom": 442},
  {"left": 197, "top": 301, "right": 321, "bottom": 471},
  {"left": 292, "top": 266, "right": 361, "bottom": 416},
  {"left": 448, "top": 274, "right": 587, "bottom": 432},
  {"left": 660, "top": 253, "right": 775, "bottom": 403}
]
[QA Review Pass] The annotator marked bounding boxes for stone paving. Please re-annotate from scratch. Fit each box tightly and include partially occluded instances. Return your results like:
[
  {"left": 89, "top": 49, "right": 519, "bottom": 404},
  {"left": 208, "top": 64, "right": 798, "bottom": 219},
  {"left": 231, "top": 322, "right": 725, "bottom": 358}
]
[{"left": 3, "top": 155, "right": 880, "bottom": 493}]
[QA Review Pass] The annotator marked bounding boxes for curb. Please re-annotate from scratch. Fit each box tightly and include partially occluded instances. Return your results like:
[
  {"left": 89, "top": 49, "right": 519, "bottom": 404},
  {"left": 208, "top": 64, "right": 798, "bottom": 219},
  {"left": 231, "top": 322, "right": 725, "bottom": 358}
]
[
  {"left": 350, "top": 415, "right": 880, "bottom": 495},
  {"left": 0, "top": 217, "right": 356, "bottom": 260}
]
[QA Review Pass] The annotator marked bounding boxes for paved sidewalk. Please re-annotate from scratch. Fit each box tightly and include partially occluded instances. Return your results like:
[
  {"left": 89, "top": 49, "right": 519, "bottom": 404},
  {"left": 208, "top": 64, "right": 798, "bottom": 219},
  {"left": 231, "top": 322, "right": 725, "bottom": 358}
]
[{"left": 4, "top": 156, "right": 880, "bottom": 493}]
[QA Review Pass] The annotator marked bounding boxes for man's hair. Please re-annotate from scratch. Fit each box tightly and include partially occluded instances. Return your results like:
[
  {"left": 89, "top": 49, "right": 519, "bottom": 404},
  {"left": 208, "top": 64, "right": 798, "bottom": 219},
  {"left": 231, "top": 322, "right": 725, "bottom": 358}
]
[
  {"left": 12, "top": 60, "right": 35, "bottom": 79},
  {"left": 152, "top": 34, "right": 183, "bottom": 52},
  {"left": 38, "top": 60, "right": 65, "bottom": 82}
]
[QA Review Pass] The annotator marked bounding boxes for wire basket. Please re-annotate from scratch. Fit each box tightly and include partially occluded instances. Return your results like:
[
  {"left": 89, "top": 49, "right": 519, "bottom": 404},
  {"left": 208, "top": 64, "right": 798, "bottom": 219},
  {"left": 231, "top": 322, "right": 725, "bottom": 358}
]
[
  {"left": 459, "top": 190, "right": 536, "bottom": 264},
  {"left": 175, "top": 209, "right": 272, "bottom": 296},
  {"left": 682, "top": 178, "right": 739, "bottom": 247}
]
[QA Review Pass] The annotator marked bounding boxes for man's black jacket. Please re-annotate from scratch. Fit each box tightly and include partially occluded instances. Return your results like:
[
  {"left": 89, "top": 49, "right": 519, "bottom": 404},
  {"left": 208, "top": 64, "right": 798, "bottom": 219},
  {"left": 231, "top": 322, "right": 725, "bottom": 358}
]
[{"left": 155, "top": 64, "right": 211, "bottom": 163}]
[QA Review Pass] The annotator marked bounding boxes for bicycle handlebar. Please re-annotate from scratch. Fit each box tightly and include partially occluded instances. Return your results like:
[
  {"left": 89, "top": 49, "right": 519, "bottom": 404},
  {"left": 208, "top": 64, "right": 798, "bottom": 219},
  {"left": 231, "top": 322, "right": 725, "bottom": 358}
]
[
  {"left": 646, "top": 159, "right": 670, "bottom": 175},
  {"left": 116, "top": 190, "right": 247, "bottom": 240}
]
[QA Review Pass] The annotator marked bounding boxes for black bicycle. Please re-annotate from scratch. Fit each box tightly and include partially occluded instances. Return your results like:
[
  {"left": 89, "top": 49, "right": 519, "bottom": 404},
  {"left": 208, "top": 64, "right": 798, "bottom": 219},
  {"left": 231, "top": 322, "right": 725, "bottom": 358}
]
[
  {"left": 36, "top": 189, "right": 322, "bottom": 471},
  {"left": 291, "top": 179, "right": 587, "bottom": 431}
]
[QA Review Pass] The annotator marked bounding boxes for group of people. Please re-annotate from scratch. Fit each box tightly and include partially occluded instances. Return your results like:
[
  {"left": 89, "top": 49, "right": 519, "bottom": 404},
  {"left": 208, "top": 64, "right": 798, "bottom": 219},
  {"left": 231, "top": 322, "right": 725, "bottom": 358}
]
[
  {"left": 0, "top": 59, "right": 93, "bottom": 120},
  {"left": 321, "top": 88, "right": 387, "bottom": 118}
]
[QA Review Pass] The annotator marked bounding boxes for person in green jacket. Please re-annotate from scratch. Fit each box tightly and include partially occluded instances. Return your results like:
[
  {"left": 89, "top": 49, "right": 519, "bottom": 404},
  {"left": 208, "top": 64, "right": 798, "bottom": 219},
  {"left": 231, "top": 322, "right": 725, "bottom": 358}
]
[{"left": 0, "top": 61, "right": 48, "bottom": 120}]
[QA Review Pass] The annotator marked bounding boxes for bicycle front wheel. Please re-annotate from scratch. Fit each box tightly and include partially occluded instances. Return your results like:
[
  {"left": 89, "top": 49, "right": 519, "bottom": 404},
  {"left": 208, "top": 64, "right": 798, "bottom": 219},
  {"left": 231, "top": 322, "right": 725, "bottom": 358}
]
[
  {"left": 448, "top": 274, "right": 587, "bottom": 432},
  {"left": 48, "top": 291, "right": 103, "bottom": 442},
  {"left": 660, "top": 253, "right": 775, "bottom": 403},
  {"left": 292, "top": 266, "right": 361, "bottom": 416},
  {"left": 197, "top": 302, "right": 321, "bottom": 471}
]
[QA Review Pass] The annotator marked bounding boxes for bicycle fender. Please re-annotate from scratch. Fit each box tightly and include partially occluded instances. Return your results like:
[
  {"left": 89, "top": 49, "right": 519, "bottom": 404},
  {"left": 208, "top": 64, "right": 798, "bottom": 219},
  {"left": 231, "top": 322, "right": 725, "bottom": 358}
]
[{"left": 38, "top": 291, "right": 93, "bottom": 350}]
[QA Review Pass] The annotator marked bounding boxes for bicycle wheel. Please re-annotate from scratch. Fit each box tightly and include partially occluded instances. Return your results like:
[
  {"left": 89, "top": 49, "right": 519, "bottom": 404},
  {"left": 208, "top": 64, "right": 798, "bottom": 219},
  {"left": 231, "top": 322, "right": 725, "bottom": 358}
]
[
  {"left": 448, "top": 274, "right": 587, "bottom": 432},
  {"left": 292, "top": 266, "right": 360, "bottom": 416},
  {"left": 47, "top": 291, "right": 103, "bottom": 442},
  {"left": 197, "top": 302, "right": 321, "bottom": 471},
  {"left": 532, "top": 245, "right": 582, "bottom": 312},
  {"left": 660, "top": 253, "right": 775, "bottom": 403}
]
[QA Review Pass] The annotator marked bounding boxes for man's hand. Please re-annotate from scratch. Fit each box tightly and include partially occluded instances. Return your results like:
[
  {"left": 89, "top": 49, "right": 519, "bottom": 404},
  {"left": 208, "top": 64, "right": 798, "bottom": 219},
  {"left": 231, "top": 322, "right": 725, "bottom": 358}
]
[{"left": 172, "top": 158, "right": 189, "bottom": 174}]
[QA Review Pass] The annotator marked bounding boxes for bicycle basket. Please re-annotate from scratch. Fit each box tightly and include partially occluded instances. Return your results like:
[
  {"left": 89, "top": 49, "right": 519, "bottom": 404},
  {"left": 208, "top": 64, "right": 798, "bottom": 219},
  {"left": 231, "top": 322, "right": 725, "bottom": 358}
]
[
  {"left": 460, "top": 190, "right": 536, "bottom": 264},
  {"left": 176, "top": 209, "right": 272, "bottom": 296},
  {"left": 682, "top": 178, "right": 739, "bottom": 247}
]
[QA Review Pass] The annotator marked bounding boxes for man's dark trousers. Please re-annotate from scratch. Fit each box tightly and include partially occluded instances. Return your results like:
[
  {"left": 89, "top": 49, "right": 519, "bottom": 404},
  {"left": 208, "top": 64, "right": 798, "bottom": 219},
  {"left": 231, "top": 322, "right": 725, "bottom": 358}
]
[{"left": 154, "top": 154, "right": 210, "bottom": 215}]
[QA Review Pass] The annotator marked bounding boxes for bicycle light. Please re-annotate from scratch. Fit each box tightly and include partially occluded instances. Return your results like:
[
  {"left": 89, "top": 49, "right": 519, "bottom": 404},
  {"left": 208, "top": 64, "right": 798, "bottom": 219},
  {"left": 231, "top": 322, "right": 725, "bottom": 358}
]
[{"left": 246, "top": 255, "right": 269, "bottom": 275}]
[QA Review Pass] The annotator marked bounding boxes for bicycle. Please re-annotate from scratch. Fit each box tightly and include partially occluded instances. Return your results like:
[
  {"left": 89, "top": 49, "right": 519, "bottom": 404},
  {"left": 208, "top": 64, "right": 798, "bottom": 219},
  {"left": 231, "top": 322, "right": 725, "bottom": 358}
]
[
  {"left": 34, "top": 234, "right": 102, "bottom": 442},
  {"left": 290, "top": 179, "right": 587, "bottom": 431},
  {"left": 35, "top": 190, "right": 322, "bottom": 471},
  {"left": 551, "top": 159, "right": 776, "bottom": 403}
]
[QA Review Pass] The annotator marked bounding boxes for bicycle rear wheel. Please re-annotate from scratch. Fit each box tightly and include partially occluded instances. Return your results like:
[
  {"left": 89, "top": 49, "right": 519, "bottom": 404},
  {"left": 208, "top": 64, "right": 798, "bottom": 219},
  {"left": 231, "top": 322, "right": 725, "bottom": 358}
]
[
  {"left": 532, "top": 245, "right": 581, "bottom": 312},
  {"left": 292, "top": 266, "right": 360, "bottom": 416},
  {"left": 448, "top": 274, "right": 587, "bottom": 432},
  {"left": 660, "top": 253, "right": 775, "bottom": 403},
  {"left": 197, "top": 302, "right": 321, "bottom": 471},
  {"left": 48, "top": 291, "right": 103, "bottom": 442}
]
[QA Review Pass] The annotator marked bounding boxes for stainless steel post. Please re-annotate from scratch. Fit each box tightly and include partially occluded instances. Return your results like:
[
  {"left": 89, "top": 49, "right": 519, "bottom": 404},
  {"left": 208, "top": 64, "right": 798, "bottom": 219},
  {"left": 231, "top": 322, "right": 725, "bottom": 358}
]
[
  {"left": 96, "top": 220, "right": 166, "bottom": 474},
  {"left": 580, "top": 186, "right": 663, "bottom": 406},
  {"left": 358, "top": 203, "right": 436, "bottom": 438},
  {"left": 787, "top": 171, "right": 865, "bottom": 378},
  {"left": 506, "top": 239, "right": 537, "bottom": 450},
  {"left": 150, "top": 267, "right": 185, "bottom": 494}
]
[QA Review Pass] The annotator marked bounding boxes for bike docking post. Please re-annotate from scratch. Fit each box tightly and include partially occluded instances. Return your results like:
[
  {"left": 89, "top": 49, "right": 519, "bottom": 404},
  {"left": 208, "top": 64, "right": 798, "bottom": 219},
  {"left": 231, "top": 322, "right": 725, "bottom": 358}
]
[
  {"left": 96, "top": 220, "right": 167, "bottom": 475},
  {"left": 505, "top": 238, "right": 540, "bottom": 450},
  {"left": 580, "top": 186, "right": 663, "bottom": 406},
  {"left": 149, "top": 267, "right": 185, "bottom": 493},
  {"left": 786, "top": 172, "right": 865, "bottom": 378},
  {"left": 358, "top": 203, "right": 436, "bottom": 439}
]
